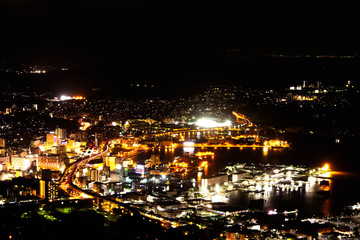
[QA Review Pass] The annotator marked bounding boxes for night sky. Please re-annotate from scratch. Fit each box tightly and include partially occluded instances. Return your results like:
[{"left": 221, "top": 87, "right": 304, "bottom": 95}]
[{"left": 1, "top": 0, "right": 359, "bottom": 95}]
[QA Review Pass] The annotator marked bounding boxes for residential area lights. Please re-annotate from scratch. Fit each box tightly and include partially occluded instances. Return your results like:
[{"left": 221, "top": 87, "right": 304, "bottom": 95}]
[{"left": 0, "top": 82, "right": 359, "bottom": 238}]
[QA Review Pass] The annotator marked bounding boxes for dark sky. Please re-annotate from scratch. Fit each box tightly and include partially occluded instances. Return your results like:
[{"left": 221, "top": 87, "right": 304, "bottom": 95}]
[{"left": 1, "top": 0, "right": 359, "bottom": 94}]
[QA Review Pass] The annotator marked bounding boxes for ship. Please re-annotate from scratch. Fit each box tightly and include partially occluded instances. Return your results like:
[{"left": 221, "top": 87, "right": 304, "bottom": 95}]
[{"left": 195, "top": 151, "right": 215, "bottom": 157}]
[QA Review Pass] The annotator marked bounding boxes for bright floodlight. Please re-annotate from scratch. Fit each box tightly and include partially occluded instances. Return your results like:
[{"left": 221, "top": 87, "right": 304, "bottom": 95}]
[
  {"left": 195, "top": 119, "right": 232, "bottom": 128},
  {"left": 196, "top": 119, "right": 217, "bottom": 128},
  {"left": 60, "top": 95, "right": 72, "bottom": 101},
  {"left": 183, "top": 141, "right": 195, "bottom": 146}
]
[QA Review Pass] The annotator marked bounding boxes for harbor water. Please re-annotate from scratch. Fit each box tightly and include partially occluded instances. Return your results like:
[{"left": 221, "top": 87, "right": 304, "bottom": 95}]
[{"left": 134, "top": 134, "right": 360, "bottom": 218}]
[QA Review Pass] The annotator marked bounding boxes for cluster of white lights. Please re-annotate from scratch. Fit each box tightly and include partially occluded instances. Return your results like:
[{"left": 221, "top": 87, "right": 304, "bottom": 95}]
[
  {"left": 195, "top": 119, "right": 232, "bottom": 128},
  {"left": 60, "top": 95, "right": 72, "bottom": 101},
  {"left": 183, "top": 141, "right": 195, "bottom": 147},
  {"left": 59, "top": 95, "right": 85, "bottom": 101}
]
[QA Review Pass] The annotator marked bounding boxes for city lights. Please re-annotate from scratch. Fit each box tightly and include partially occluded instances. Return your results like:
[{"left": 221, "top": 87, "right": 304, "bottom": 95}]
[
  {"left": 60, "top": 95, "right": 85, "bottom": 101},
  {"left": 1, "top": 0, "right": 359, "bottom": 236},
  {"left": 0, "top": 80, "right": 359, "bottom": 239}
]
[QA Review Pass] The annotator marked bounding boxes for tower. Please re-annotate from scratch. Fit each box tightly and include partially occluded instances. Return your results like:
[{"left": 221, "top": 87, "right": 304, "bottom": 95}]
[{"left": 55, "top": 127, "right": 66, "bottom": 142}]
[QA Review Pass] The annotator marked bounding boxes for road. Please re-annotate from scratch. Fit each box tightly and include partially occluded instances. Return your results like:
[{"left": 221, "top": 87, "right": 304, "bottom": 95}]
[{"left": 58, "top": 138, "right": 182, "bottom": 228}]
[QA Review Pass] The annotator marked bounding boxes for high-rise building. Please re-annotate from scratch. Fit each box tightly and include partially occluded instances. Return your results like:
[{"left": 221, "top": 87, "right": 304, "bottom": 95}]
[
  {"left": 95, "top": 132, "right": 99, "bottom": 147},
  {"left": 0, "top": 138, "right": 5, "bottom": 148},
  {"left": 55, "top": 128, "right": 66, "bottom": 142},
  {"left": 39, "top": 169, "right": 59, "bottom": 201},
  {"left": 67, "top": 139, "right": 76, "bottom": 152},
  {"left": 0, "top": 148, "right": 6, "bottom": 156},
  {"left": 90, "top": 168, "right": 99, "bottom": 182},
  {"left": 94, "top": 132, "right": 103, "bottom": 146},
  {"left": 0, "top": 156, "right": 10, "bottom": 169},
  {"left": 104, "top": 156, "right": 118, "bottom": 171},
  {"left": 46, "top": 133, "right": 55, "bottom": 149}
]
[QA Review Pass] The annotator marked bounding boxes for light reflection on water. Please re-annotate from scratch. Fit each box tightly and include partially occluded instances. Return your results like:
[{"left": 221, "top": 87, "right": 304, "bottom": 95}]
[{"left": 134, "top": 146, "right": 360, "bottom": 218}]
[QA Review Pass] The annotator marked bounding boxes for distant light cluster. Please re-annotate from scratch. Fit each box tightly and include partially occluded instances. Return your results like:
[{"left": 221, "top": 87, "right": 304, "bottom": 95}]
[
  {"left": 58, "top": 95, "right": 86, "bottom": 101},
  {"left": 195, "top": 118, "right": 232, "bottom": 128}
]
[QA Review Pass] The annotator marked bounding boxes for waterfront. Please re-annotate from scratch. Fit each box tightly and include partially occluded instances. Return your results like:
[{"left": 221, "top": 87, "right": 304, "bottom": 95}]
[{"left": 134, "top": 134, "right": 360, "bottom": 218}]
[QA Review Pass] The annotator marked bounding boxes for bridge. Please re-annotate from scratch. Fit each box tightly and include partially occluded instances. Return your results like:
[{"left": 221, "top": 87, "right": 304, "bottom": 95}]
[
  {"left": 141, "top": 127, "right": 221, "bottom": 139},
  {"left": 232, "top": 111, "right": 253, "bottom": 127},
  {"left": 176, "top": 143, "right": 266, "bottom": 149}
]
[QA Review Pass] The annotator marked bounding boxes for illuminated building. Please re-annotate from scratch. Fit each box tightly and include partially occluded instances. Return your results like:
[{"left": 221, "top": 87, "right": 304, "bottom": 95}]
[
  {"left": 80, "top": 121, "right": 91, "bottom": 131},
  {"left": 0, "top": 138, "right": 5, "bottom": 148},
  {"left": 67, "top": 141, "right": 87, "bottom": 154},
  {"left": 46, "top": 133, "right": 55, "bottom": 149},
  {"left": 109, "top": 172, "right": 121, "bottom": 182},
  {"left": 39, "top": 169, "right": 59, "bottom": 201},
  {"left": 201, "top": 174, "right": 228, "bottom": 189},
  {"left": 55, "top": 127, "right": 66, "bottom": 141},
  {"left": 226, "top": 230, "right": 261, "bottom": 240},
  {"left": 94, "top": 132, "right": 103, "bottom": 147},
  {"left": 231, "top": 172, "right": 248, "bottom": 182},
  {"left": 5, "top": 108, "right": 12, "bottom": 114},
  {"left": 37, "top": 154, "right": 65, "bottom": 171},
  {"left": 66, "top": 139, "right": 76, "bottom": 152},
  {"left": 31, "top": 140, "right": 41, "bottom": 148},
  {"left": 100, "top": 165, "right": 111, "bottom": 181},
  {"left": 149, "top": 169, "right": 170, "bottom": 175},
  {"left": 11, "top": 154, "right": 37, "bottom": 171},
  {"left": 90, "top": 168, "right": 99, "bottom": 182},
  {"left": 72, "top": 96, "right": 85, "bottom": 100},
  {"left": 0, "top": 156, "right": 10, "bottom": 169},
  {"left": 10, "top": 152, "right": 28, "bottom": 170},
  {"left": 0, "top": 148, "right": 6, "bottom": 156},
  {"left": 135, "top": 164, "right": 145, "bottom": 175},
  {"left": 103, "top": 156, "right": 118, "bottom": 171},
  {"left": 50, "top": 146, "right": 60, "bottom": 155},
  {"left": 263, "top": 140, "right": 289, "bottom": 148},
  {"left": 92, "top": 182, "right": 103, "bottom": 194},
  {"left": 293, "top": 95, "right": 315, "bottom": 101},
  {"left": 0, "top": 163, "right": 7, "bottom": 171},
  {"left": 45, "top": 129, "right": 66, "bottom": 151}
]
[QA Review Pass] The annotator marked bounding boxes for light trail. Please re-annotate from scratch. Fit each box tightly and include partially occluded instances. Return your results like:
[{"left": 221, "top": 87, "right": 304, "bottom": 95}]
[
  {"left": 59, "top": 138, "right": 182, "bottom": 228},
  {"left": 66, "top": 139, "right": 111, "bottom": 184}
]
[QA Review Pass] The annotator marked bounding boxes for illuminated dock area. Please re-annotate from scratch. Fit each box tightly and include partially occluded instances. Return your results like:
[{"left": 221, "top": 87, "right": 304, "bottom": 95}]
[{"left": 174, "top": 142, "right": 290, "bottom": 149}]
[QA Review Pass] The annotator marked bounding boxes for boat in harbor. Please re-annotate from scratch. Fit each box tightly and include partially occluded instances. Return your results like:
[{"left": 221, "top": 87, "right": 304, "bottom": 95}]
[
  {"left": 195, "top": 151, "right": 215, "bottom": 157},
  {"left": 311, "top": 164, "right": 332, "bottom": 179},
  {"left": 317, "top": 180, "right": 331, "bottom": 197},
  {"left": 347, "top": 202, "right": 360, "bottom": 211}
]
